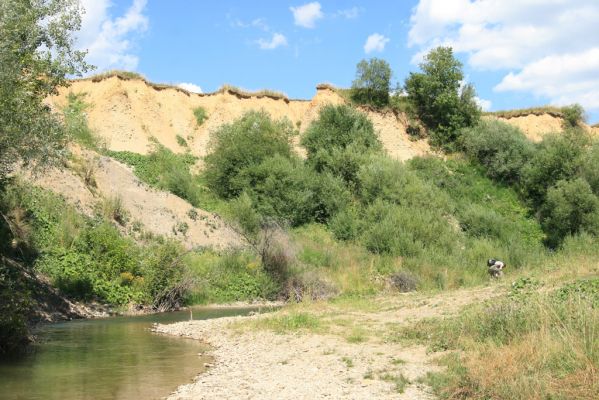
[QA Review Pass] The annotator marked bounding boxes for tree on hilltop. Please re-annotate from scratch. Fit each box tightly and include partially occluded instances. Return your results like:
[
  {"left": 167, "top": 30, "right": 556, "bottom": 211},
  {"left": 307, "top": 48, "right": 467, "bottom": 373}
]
[
  {"left": 351, "top": 58, "right": 392, "bottom": 108},
  {"left": 404, "top": 46, "right": 479, "bottom": 149}
]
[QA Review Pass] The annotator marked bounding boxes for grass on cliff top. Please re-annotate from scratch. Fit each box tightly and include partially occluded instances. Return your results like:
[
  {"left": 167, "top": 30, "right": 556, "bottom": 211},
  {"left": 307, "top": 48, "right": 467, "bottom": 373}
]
[
  {"left": 483, "top": 106, "right": 565, "bottom": 119},
  {"left": 217, "top": 84, "right": 289, "bottom": 101}
]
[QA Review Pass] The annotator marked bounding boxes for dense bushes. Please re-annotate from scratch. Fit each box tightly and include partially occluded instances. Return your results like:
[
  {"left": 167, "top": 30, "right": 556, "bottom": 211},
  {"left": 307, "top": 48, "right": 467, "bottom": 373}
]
[
  {"left": 204, "top": 111, "right": 295, "bottom": 198},
  {"left": 199, "top": 106, "right": 565, "bottom": 291},
  {"left": 540, "top": 178, "right": 599, "bottom": 248},
  {"left": 238, "top": 155, "right": 350, "bottom": 226},
  {"left": 460, "top": 120, "right": 535, "bottom": 184},
  {"left": 301, "top": 104, "right": 381, "bottom": 186},
  {"left": 1, "top": 183, "right": 191, "bottom": 308},
  {"left": 520, "top": 131, "right": 588, "bottom": 208},
  {"left": 460, "top": 118, "right": 599, "bottom": 247}
]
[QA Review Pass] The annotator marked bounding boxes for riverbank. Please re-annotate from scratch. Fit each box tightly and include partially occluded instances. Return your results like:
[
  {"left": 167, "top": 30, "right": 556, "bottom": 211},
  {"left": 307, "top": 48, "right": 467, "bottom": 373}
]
[{"left": 154, "top": 286, "right": 502, "bottom": 399}]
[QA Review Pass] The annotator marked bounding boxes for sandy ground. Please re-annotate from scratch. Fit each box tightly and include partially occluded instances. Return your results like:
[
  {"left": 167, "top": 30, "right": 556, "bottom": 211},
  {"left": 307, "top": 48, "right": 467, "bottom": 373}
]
[
  {"left": 47, "top": 77, "right": 430, "bottom": 162},
  {"left": 155, "top": 286, "right": 502, "bottom": 400},
  {"left": 22, "top": 148, "right": 240, "bottom": 250},
  {"left": 485, "top": 114, "right": 598, "bottom": 142}
]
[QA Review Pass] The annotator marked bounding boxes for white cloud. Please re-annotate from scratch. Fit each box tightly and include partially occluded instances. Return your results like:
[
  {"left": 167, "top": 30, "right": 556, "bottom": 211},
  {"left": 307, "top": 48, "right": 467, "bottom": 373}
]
[
  {"left": 474, "top": 96, "right": 492, "bottom": 111},
  {"left": 408, "top": 0, "right": 599, "bottom": 111},
  {"left": 290, "top": 2, "right": 323, "bottom": 28},
  {"left": 364, "top": 33, "right": 389, "bottom": 54},
  {"left": 257, "top": 33, "right": 288, "bottom": 50},
  {"left": 177, "top": 83, "right": 203, "bottom": 94},
  {"left": 495, "top": 48, "right": 599, "bottom": 109},
  {"left": 78, "top": 0, "right": 149, "bottom": 72},
  {"left": 232, "top": 17, "right": 270, "bottom": 31},
  {"left": 335, "top": 7, "right": 360, "bottom": 19}
]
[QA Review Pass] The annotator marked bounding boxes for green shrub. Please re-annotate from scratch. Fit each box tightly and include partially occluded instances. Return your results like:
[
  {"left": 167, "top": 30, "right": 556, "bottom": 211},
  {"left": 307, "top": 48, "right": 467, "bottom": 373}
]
[
  {"left": 204, "top": 111, "right": 295, "bottom": 198},
  {"left": 540, "top": 178, "right": 599, "bottom": 247},
  {"left": 0, "top": 258, "right": 32, "bottom": 356},
  {"left": 4, "top": 183, "right": 192, "bottom": 308},
  {"left": 409, "top": 156, "right": 544, "bottom": 246},
  {"left": 193, "top": 106, "right": 208, "bottom": 126},
  {"left": 521, "top": 132, "right": 588, "bottom": 207},
  {"left": 404, "top": 46, "right": 480, "bottom": 149},
  {"left": 580, "top": 142, "right": 599, "bottom": 195},
  {"left": 329, "top": 205, "right": 363, "bottom": 241},
  {"left": 108, "top": 146, "right": 201, "bottom": 206},
  {"left": 460, "top": 120, "right": 535, "bottom": 184},
  {"left": 360, "top": 200, "right": 458, "bottom": 257},
  {"left": 350, "top": 58, "right": 392, "bottom": 108},
  {"left": 187, "top": 250, "right": 278, "bottom": 303},
  {"left": 356, "top": 155, "right": 452, "bottom": 212},
  {"left": 63, "top": 92, "right": 101, "bottom": 149},
  {"left": 238, "top": 155, "right": 351, "bottom": 226},
  {"left": 561, "top": 104, "right": 585, "bottom": 128},
  {"left": 301, "top": 105, "right": 381, "bottom": 186},
  {"left": 176, "top": 134, "right": 187, "bottom": 147}
]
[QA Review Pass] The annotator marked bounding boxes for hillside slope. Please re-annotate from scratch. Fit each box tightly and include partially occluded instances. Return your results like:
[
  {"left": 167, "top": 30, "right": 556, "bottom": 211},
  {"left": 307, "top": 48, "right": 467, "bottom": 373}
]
[{"left": 23, "top": 148, "right": 239, "bottom": 250}]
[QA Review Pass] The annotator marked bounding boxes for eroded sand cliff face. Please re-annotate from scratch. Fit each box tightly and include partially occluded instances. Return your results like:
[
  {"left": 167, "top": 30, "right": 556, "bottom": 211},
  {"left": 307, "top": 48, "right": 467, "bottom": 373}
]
[{"left": 48, "top": 76, "right": 430, "bottom": 162}]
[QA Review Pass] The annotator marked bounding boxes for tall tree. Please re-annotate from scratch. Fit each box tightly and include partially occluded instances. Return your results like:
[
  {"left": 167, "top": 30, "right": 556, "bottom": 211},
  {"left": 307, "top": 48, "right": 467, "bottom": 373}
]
[
  {"left": 351, "top": 58, "right": 392, "bottom": 108},
  {"left": 0, "top": 0, "right": 90, "bottom": 357},
  {"left": 0, "top": 0, "right": 91, "bottom": 176},
  {"left": 404, "top": 47, "right": 480, "bottom": 148}
]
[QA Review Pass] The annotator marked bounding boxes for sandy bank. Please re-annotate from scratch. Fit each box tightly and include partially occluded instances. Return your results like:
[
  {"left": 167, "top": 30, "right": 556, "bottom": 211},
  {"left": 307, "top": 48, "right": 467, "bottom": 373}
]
[{"left": 153, "top": 287, "right": 500, "bottom": 399}]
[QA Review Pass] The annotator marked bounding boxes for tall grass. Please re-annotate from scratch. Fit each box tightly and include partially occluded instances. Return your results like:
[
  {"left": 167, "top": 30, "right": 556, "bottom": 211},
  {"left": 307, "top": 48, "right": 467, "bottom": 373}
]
[{"left": 406, "top": 279, "right": 599, "bottom": 399}]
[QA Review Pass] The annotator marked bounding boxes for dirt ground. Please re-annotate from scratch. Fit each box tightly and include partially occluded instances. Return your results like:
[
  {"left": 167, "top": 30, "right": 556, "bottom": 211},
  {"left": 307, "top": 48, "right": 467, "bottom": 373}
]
[{"left": 155, "top": 286, "right": 502, "bottom": 400}]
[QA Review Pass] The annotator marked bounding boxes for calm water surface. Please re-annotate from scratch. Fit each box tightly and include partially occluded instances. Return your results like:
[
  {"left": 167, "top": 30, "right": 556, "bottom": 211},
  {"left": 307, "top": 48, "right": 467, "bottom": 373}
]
[{"left": 0, "top": 307, "right": 262, "bottom": 400}]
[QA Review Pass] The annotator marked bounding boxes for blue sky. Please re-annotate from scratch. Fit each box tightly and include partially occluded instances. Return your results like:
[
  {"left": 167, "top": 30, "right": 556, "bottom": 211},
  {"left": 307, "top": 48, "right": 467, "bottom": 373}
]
[{"left": 77, "top": 0, "right": 599, "bottom": 123}]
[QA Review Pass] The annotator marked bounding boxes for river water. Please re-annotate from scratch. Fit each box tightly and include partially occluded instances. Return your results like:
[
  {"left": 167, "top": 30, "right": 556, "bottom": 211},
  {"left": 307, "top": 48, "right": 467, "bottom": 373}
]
[{"left": 0, "top": 307, "right": 261, "bottom": 400}]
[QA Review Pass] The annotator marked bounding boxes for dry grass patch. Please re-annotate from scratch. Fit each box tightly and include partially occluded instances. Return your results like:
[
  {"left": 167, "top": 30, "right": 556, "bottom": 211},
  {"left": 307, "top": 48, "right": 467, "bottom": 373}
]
[
  {"left": 483, "top": 106, "right": 564, "bottom": 119},
  {"left": 217, "top": 84, "right": 289, "bottom": 101}
]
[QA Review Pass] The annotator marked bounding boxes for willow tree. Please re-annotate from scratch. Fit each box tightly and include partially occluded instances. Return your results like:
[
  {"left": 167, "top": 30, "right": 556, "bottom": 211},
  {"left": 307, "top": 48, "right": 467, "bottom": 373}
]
[
  {"left": 0, "top": 0, "right": 90, "bottom": 357},
  {"left": 0, "top": 0, "right": 91, "bottom": 175}
]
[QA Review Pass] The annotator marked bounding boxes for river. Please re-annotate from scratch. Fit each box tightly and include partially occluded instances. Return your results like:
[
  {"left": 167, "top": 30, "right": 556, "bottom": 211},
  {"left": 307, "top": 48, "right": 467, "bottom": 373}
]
[{"left": 0, "top": 306, "right": 264, "bottom": 400}]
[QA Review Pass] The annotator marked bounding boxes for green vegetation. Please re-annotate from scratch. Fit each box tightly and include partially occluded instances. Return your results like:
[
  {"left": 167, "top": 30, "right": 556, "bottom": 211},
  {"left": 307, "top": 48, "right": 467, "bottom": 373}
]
[
  {"left": 397, "top": 278, "right": 599, "bottom": 399},
  {"left": 176, "top": 134, "right": 188, "bottom": 147},
  {"left": 108, "top": 145, "right": 204, "bottom": 208},
  {"left": 218, "top": 84, "right": 289, "bottom": 101},
  {"left": 193, "top": 106, "right": 208, "bottom": 126},
  {"left": 63, "top": 92, "right": 103, "bottom": 149},
  {"left": 460, "top": 120, "right": 535, "bottom": 184},
  {"left": 88, "top": 70, "right": 145, "bottom": 82},
  {"left": 461, "top": 119, "right": 599, "bottom": 248},
  {"left": 350, "top": 58, "right": 392, "bottom": 108},
  {"left": 301, "top": 104, "right": 382, "bottom": 187},
  {"left": 199, "top": 105, "right": 555, "bottom": 294},
  {"left": 404, "top": 46, "right": 480, "bottom": 149},
  {"left": 0, "top": 0, "right": 90, "bottom": 356},
  {"left": 1, "top": 183, "right": 191, "bottom": 308},
  {"left": 560, "top": 103, "right": 586, "bottom": 127},
  {"left": 204, "top": 111, "right": 296, "bottom": 199},
  {"left": 186, "top": 249, "right": 278, "bottom": 303}
]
